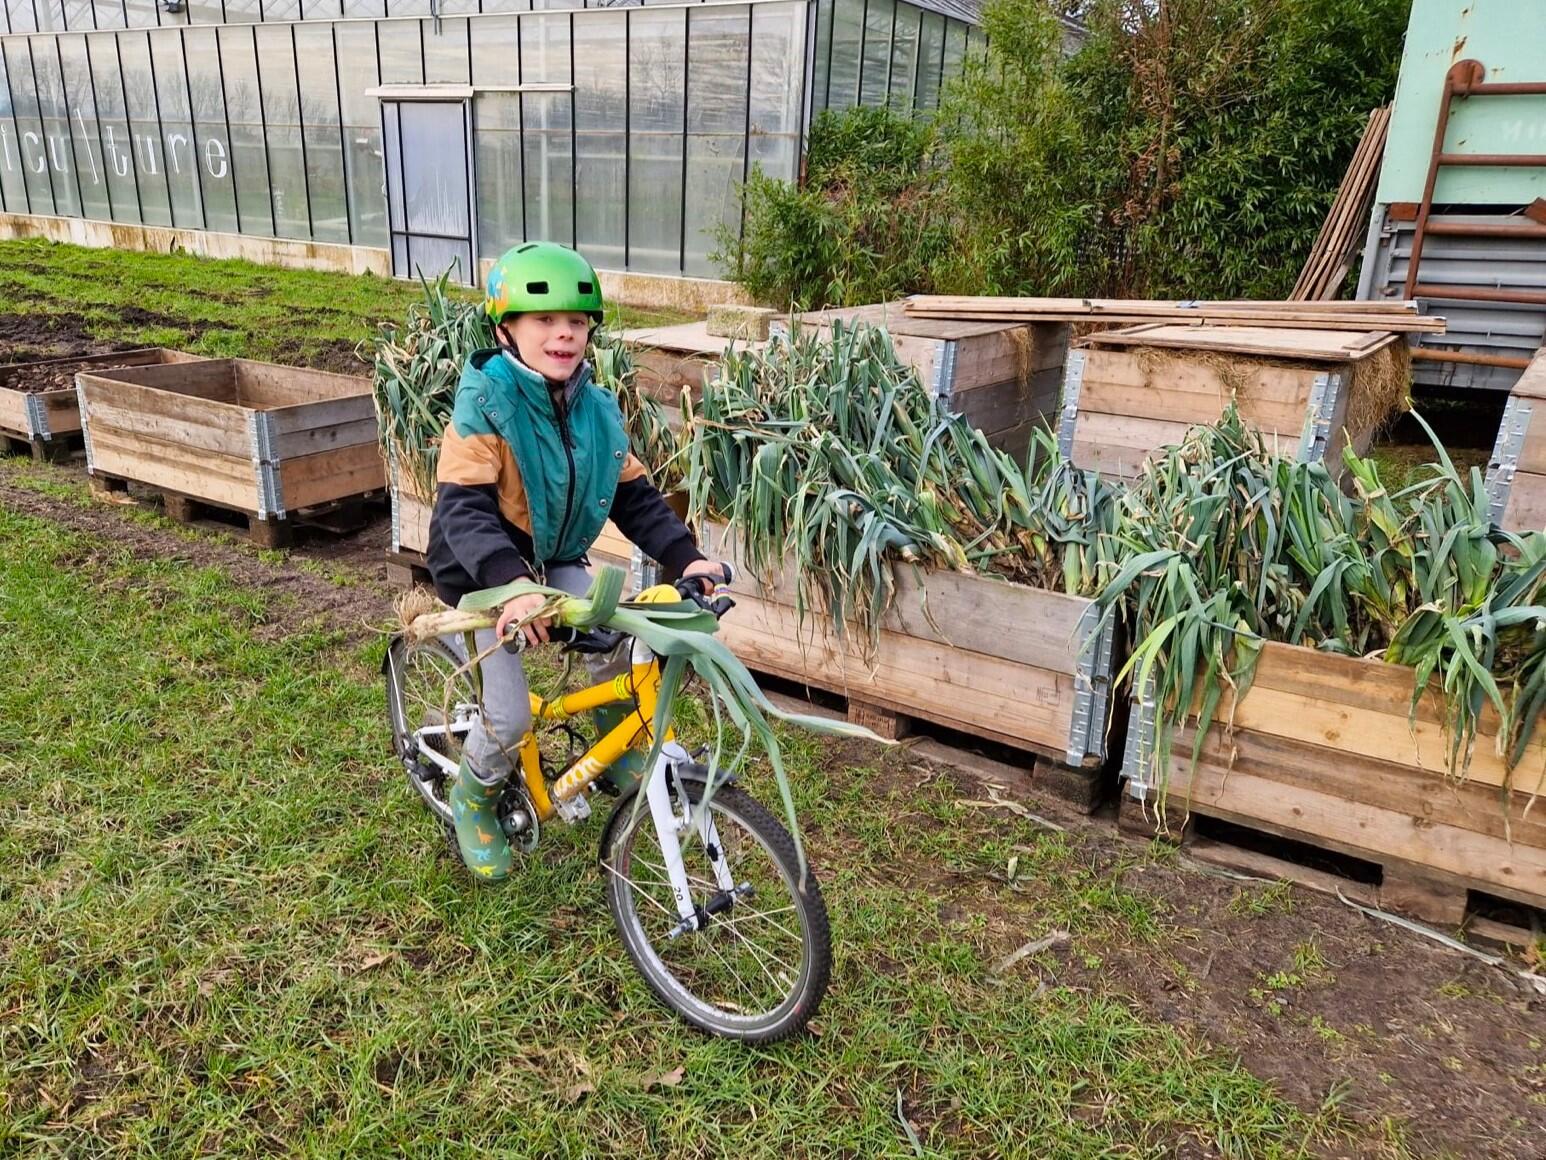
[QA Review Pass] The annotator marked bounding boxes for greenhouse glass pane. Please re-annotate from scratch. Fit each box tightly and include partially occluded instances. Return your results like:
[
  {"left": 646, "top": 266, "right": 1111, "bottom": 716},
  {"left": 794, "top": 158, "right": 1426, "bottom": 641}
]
[
  {"left": 30, "top": 39, "right": 81, "bottom": 217},
  {"left": 810, "top": 0, "right": 829, "bottom": 110},
  {"left": 888, "top": 1, "right": 918, "bottom": 110},
  {"left": 254, "top": 24, "right": 309, "bottom": 239},
  {"left": 92, "top": 0, "right": 125, "bottom": 30},
  {"left": 519, "top": 12, "right": 569, "bottom": 85},
  {"left": 387, "top": 0, "right": 430, "bottom": 15},
  {"left": 60, "top": 0, "right": 92, "bottom": 32},
  {"left": 295, "top": 23, "right": 348, "bottom": 242},
  {"left": 914, "top": 9, "right": 942, "bottom": 110},
  {"left": 185, "top": 0, "right": 223, "bottom": 27},
  {"left": 684, "top": 3, "right": 747, "bottom": 276},
  {"left": 858, "top": 0, "right": 890, "bottom": 106},
  {"left": 521, "top": 89, "right": 570, "bottom": 245},
  {"left": 473, "top": 89, "right": 522, "bottom": 258},
  {"left": 825, "top": 0, "right": 860, "bottom": 109},
  {"left": 377, "top": 19, "right": 424, "bottom": 84},
  {"left": 303, "top": 0, "right": 344, "bottom": 17},
  {"left": 217, "top": 26, "right": 272, "bottom": 234},
  {"left": 398, "top": 99, "right": 468, "bottom": 235},
  {"left": 86, "top": 36, "right": 142, "bottom": 223},
  {"left": 265, "top": 0, "right": 303, "bottom": 19},
  {"left": 57, "top": 36, "right": 112, "bottom": 219},
  {"left": 423, "top": 17, "right": 470, "bottom": 84},
  {"left": 481, "top": 0, "right": 532, "bottom": 13},
  {"left": 573, "top": 11, "right": 624, "bottom": 270},
  {"left": 182, "top": 27, "right": 238, "bottom": 232},
  {"left": 469, "top": 12, "right": 519, "bottom": 88},
  {"left": 120, "top": 33, "right": 172, "bottom": 226},
  {"left": 0, "top": 48, "right": 30, "bottom": 213},
  {"left": 223, "top": 0, "right": 260, "bottom": 23},
  {"left": 124, "top": 0, "right": 160, "bottom": 29},
  {"left": 438, "top": 0, "right": 478, "bottom": 14},
  {"left": 941, "top": 17, "right": 964, "bottom": 86},
  {"left": 341, "top": 0, "right": 384, "bottom": 15},
  {"left": 627, "top": 6, "right": 683, "bottom": 272},
  {"left": 5, "top": 40, "right": 57, "bottom": 215},
  {"left": 6, "top": 0, "right": 36, "bottom": 34},
  {"left": 335, "top": 21, "right": 385, "bottom": 246},
  {"left": 150, "top": 29, "right": 202, "bottom": 228}
]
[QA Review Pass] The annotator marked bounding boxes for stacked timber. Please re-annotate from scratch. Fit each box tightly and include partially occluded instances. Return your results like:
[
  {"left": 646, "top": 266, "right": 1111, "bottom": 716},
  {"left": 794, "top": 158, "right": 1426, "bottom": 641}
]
[
  {"left": 1485, "top": 345, "right": 1546, "bottom": 531},
  {"left": 1291, "top": 107, "right": 1392, "bottom": 302},
  {"left": 903, "top": 296, "right": 1443, "bottom": 332}
]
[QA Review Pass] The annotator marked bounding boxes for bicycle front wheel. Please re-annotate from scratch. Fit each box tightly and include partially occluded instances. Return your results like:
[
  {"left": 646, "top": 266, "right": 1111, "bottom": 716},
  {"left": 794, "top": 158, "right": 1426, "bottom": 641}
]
[{"left": 601, "top": 780, "right": 831, "bottom": 1043}]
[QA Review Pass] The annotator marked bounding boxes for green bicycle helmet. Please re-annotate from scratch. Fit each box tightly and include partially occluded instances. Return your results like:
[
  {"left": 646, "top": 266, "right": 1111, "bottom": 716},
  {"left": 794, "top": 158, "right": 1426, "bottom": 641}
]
[{"left": 484, "top": 242, "right": 605, "bottom": 326}]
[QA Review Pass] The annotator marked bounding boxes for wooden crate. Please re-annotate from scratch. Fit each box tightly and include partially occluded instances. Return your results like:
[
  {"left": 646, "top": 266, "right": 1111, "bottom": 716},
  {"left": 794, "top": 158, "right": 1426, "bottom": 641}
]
[
  {"left": 622, "top": 322, "right": 735, "bottom": 408},
  {"left": 702, "top": 522, "right": 1116, "bottom": 780},
  {"left": 1121, "top": 642, "right": 1546, "bottom": 926},
  {"left": 1060, "top": 325, "right": 1406, "bottom": 480},
  {"left": 0, "top": 348, "right": 203, "bottom": 459},
  {"left": 791, "top": 302, "right": 1068, "bottom": 461},
  {"left": 1485, "top": 345, "right": 1546, "bottom": 532},
  {"left": 78, "top": 359, "right": 384, "bottom": 547}
]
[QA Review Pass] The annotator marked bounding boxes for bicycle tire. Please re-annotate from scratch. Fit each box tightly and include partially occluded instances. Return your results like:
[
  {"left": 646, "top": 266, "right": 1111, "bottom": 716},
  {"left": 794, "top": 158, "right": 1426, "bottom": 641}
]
[{"left": 600, "top": 779, "right": 831, "bottom": 1043}]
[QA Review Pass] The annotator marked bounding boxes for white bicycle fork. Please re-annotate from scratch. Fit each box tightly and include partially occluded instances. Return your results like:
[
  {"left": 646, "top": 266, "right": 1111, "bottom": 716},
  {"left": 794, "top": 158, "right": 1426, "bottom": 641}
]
[{"left": 644, "top": 742, "right": 737, "bottom": 937}]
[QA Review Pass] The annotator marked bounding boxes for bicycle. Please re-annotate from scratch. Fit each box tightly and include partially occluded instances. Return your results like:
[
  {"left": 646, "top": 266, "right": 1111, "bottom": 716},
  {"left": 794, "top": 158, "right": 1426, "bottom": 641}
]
[{"left": 383, "top": 570, "right": 832, "bottom": 1043}]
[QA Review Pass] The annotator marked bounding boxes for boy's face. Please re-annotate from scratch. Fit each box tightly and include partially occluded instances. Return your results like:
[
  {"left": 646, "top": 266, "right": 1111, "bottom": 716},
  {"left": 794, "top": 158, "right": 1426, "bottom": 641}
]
[{"left": 504, "top": 312, "right": 593, "bottom": 382}]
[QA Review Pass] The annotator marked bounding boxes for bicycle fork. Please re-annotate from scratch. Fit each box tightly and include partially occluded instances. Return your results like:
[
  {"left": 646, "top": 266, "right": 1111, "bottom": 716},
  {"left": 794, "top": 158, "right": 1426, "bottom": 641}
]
[{"left": 643, "top": 744, "right": 743, "bottom": 939}]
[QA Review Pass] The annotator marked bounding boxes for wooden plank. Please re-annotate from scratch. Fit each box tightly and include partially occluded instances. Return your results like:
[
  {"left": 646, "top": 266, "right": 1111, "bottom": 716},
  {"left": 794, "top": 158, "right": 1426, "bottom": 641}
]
[
  {"left": 704, "top": 522, "right": 1096, "bottom": 676},
  {"left": 0, "top": 346, "right": 201, "bottom": 390},
  {"left": 1069, "top": 411, "right": 1195, "bottom": 477},
  {"left": 1077, "top": 348, "right": 1313, "bottom": 432},
  {"left": 267, "top": 396, "right": 381, "bottom": 436},
  {"left": 0, "top": 388, "right": 29, "bottom": 437},
  {"left": 1518, "top": 420, "right": 1546, "bottom": 475},
  {"left": 87, "top": 426, "right": 259, "bottom": 511},
  {"left": 395, "top": 487, "right": 433, "bottom": 555},
  {"left": 1510, "top": 347, "right": 1546, "bottom": 400},
  {"left": 79, "top": 393, "right": 252, "bottom": 458},
  {"left": 1080, "top": 325, "right": 1396, "bottom": 363},
  {"left": 718, "top": 586, "right": 1079, "bottom": 756},
  {"left": 232, "top": 360, "right": 372, "bottom": 407},
  {"left": 1501, "top": 472, "right": 1546, "bottom": 531},
  {"left": 1157, "top": 728, "right": 1546, "bottom": 910},
  {"left": 39, "top": 388, "right": 83, "bottom": 430},
  {"left": 278, "top": 440, "right": 386, "bottom": 509},
  {"left": 629, "top": 346, "right": 716, "bottom": 405},
  {"left": 589, "top": 520, "right": 634, "bottom": 569},
  {"left": 272, "top": 417, "right": 380, "bottom": 459},
  {"left": 80, "top": 359, "right": 240, "bottom": 402}
]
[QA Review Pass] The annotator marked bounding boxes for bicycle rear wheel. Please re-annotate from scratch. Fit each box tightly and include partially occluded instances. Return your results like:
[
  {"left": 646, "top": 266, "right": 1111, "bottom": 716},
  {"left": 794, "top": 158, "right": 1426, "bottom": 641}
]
[{"left": 600, "top": 778, "right": 831, "bottom": 1043}]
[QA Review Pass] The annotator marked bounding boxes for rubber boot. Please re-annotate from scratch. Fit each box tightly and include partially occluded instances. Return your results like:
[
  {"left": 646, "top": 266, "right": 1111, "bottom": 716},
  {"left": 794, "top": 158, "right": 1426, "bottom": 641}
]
[
  {"left": 449, "top": 759, "right": 514, "bottom": 882},
  {"left": 591, "top": 703, "right": 647, "bottom": 793}
]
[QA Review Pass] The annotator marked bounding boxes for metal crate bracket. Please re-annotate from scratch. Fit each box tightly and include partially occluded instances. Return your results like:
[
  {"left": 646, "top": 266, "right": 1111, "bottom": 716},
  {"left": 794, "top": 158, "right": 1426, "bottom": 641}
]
[
  {"left": 23, "top": 393, "right": 51, "bottom": 441},
  {"left": 928, "top": 339, "right": 960, "bottom": 410},
  {"left": 1056, "top": 350, "right": 1087, "bottom": 460},
  {"left": 1297, "top": 370, "right": 1344, "bottom": 463},
  {"left": 1486, "top": 396, "right": 1533, "bottom": 525},
  {"left": 1120, "top": 690, "right": 1160, "bottom": 800},
  {"left": 1066, "top": 603, "right": 1116, "bottom": 767},
  {"left": 248, "top": 412, "right": 286, "bottom": 519}
]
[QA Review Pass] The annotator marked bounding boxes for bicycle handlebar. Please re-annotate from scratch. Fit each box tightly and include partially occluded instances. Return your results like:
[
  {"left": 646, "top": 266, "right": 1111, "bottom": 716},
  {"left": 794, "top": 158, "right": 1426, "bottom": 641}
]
[{"left": 502, "top": 563, "right": 736, "bottom": 654}]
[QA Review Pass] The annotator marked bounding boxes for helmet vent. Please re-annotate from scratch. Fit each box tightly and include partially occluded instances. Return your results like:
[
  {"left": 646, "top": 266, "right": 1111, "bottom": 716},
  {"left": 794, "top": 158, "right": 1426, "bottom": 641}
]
[
  {"left": 578, "top": 281, "right": 594, "bottom": 294},
  {"left": 524, "top": 280, "right": 550, "bottom": 294}
]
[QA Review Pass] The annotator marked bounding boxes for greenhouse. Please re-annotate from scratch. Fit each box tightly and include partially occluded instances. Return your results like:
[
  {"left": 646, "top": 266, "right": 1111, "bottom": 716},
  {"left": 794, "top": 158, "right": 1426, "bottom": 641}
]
[{"left": 0, "top": 0, "right": 982, "bottom": 283}]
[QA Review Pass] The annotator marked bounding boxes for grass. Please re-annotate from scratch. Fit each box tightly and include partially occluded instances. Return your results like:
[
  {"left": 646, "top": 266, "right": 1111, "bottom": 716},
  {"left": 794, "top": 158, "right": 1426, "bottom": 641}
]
[
  {"left": 0, "top": 237, "right": 690, "bottom": 371},
  {"left": 0, "top": 504, "right": 1346, "bottom": 1158}
]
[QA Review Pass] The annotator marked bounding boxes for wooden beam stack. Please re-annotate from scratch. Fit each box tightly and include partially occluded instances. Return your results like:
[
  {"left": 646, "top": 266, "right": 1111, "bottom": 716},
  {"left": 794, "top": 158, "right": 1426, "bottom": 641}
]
[
  {"left": 902, "top": 296, "right": 1445, "bottom": 333},
  {"left": 1291, "top": 106, "right": 1392, "bottom": 302}
]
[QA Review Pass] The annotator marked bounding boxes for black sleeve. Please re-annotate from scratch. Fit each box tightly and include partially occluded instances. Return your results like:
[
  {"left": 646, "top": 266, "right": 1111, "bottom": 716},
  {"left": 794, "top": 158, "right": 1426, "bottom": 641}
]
[
  {"left": 435, "top": 481, "right": 532, "bottom": 589},
  {"left": 609, "top": 476, "right": 705, "bottom": 579}
]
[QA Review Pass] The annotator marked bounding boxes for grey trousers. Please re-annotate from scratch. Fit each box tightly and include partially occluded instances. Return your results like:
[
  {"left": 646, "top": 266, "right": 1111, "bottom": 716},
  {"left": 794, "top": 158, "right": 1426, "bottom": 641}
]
[{"left": 444, "top": 563, "right": 626, "bottom": 783}]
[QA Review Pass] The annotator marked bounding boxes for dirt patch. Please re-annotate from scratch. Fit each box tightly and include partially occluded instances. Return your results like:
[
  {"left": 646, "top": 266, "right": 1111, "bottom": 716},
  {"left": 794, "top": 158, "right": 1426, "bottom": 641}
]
[
  {"left": 271, "top": 337, "right": 370, "bottom": 376},
  {"left": 848, "top": 757, "right": 1546, "bottom": 1158},
  {"left": 0, "top": 312, "right": 137, "bottom": 363},
  {"left": 1, "top": 354, "right": 169, "bottom": 395},
  {"left": 0, "top": 466, "right": 397, "bottom": 645}
]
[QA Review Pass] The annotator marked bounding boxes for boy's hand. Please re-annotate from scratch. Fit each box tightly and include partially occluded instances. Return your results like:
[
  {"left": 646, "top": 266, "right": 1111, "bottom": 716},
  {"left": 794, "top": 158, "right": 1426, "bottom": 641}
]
[
  {"left": 681, "top": 559, "right": 730, "bottom": 596},
  {"left": 497, "top": 593, "right": 552, "bottom": 649}
]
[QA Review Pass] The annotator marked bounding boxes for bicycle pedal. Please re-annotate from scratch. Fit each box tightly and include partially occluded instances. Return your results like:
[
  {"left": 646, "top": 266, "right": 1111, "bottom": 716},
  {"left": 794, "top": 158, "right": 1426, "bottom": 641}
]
[{"left": 554, "top": 794, "right": 592, "bottom": 824}]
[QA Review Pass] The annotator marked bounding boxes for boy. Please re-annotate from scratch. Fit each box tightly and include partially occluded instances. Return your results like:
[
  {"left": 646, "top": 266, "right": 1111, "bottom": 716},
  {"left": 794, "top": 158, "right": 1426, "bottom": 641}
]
[{"left": 427, "top": 242, "right": 723, "bottom": 881}]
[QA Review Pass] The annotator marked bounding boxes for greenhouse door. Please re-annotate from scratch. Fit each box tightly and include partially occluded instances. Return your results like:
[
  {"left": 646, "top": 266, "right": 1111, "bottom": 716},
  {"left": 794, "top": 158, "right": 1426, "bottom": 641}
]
[{"left": 380, "top": 96, "right": 477, "bottom": 286}]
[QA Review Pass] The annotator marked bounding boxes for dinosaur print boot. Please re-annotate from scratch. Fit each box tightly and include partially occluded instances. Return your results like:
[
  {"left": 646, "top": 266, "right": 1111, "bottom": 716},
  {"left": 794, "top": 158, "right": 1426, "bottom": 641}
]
[{"left": 449, "top": 759, "right": 514, "bottom": 882}]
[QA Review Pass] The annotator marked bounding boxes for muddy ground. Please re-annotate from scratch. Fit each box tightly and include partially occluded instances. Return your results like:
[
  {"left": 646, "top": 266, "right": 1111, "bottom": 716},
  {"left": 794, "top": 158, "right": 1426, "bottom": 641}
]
[{"left": 1, "top": 458, "right": 1541, "bottom": 1158}]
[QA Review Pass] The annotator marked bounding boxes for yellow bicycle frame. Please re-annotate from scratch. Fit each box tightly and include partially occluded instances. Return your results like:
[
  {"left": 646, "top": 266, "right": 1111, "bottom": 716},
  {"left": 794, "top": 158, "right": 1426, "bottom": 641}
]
[{"left": 510, "top": 584, "right": 678, "bottom": 823}]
